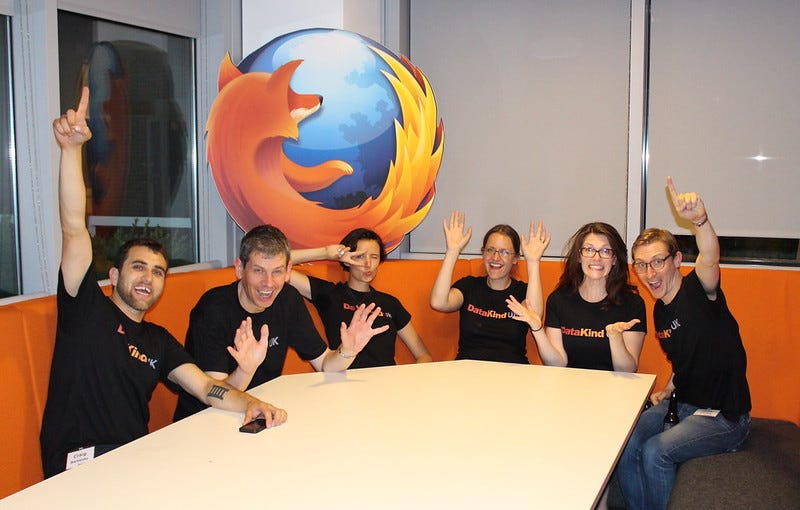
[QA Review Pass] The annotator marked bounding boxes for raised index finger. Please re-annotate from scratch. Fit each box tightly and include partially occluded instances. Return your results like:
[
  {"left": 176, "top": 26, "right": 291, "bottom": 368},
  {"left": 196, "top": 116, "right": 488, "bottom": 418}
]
[
  {"left": 75, "top": 86, "right": 90, "bottom": 119},
  {"left": 666, "top": 176, "right": 680, "bottom": 203}
]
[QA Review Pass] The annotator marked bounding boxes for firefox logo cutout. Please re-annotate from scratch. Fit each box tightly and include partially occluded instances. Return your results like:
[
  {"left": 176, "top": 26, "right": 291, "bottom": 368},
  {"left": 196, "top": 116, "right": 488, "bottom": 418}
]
[{"left": 207, "top": 28, "right": 444, "bottom": 251}]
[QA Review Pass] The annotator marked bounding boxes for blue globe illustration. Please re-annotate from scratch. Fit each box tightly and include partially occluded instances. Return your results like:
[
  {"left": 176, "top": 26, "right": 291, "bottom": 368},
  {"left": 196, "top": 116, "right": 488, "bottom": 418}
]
[{"left": 239, "top": 28, "right": 403, "bottom": 209}]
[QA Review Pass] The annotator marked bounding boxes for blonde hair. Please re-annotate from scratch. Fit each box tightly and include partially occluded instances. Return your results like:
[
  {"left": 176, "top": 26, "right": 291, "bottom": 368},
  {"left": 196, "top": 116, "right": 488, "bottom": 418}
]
[{"left": 631, "top": 228, "right": 679, "bottom": 259}]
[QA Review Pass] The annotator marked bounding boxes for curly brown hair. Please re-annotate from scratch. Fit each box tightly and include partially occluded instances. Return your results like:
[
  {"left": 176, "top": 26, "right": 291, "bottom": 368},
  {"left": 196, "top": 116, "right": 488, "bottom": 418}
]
[{"left": 555, "top": 222, "right": 637, "bottom": 308}]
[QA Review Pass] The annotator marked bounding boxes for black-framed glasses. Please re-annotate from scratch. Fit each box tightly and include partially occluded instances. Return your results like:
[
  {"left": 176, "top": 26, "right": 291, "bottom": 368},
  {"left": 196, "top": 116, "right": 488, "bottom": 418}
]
[
  {"left": 482, "top": 247, "right": 514, "bottom": 258},
  {"left": 632, "top": 256, "right": 672, "bottom": 274},
  {"left": 580, "top": 246, "right": 614, "bottom": 259}
]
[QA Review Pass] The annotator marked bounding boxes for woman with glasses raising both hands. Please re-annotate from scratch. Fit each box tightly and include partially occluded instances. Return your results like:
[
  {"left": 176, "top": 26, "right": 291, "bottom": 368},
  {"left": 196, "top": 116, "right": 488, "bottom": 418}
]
[
  {"left": 508, "top": 222, "right": 646, "bottom": 372},
  {"left": 430, "top": 210, "right": 550, "bottom": 363}
]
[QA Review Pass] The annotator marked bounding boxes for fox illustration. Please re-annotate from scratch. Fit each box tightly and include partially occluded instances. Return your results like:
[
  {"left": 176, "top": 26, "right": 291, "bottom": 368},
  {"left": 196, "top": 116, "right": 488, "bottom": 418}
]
[{"left": 207, "top": 51, "right": 443, "bottom": 250}]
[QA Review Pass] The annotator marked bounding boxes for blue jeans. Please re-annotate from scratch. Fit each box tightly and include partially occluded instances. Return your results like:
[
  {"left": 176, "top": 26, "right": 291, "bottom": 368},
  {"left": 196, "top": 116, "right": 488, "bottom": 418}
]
[{"left": 617, "top": 400, "right": 750, "bottom": 510}]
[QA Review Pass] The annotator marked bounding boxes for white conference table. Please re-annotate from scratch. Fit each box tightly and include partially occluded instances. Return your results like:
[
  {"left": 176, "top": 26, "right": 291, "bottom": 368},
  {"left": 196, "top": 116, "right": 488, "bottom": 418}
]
[{"left": 1, "top": 361, "right": 654, "bottom": 509}]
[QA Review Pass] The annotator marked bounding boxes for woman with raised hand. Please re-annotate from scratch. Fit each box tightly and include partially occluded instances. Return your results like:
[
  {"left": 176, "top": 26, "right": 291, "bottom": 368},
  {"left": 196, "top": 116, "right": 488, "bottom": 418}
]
[
  {"left": 507, "top": 222, "right": 646, "bottom": 372},
  {"left": 430, "top": 210, "right": 550, "bottom": 364},
  {"left": 290, "top": 228, "right": 432, "bottom": 368}
]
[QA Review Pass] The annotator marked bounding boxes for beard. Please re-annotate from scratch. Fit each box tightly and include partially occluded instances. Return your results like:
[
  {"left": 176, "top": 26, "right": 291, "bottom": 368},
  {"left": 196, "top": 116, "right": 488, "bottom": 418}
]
[
  {"left": 115, "top": 279, "right": 158, "bottom": 312},
  {"left": 118, "top": 288, "right": 154, "bottom": 311}
]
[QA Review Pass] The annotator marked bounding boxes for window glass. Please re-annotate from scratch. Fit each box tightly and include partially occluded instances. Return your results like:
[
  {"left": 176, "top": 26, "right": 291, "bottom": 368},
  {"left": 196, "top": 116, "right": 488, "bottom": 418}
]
[
  {"left": 675, "top": 235, "right": 799, "bottom": 267},
  {"left": 58, "top": 10, "right": 197, "bottom": 275},
  {"left": 646, "top": 0, "right": 800, "bottom": 266},
  {"left": 0, "top": 15, "right": 18, "bottom": 297},
  {"left": 408, "top": 1, "right": 632, "bottom": 255}
]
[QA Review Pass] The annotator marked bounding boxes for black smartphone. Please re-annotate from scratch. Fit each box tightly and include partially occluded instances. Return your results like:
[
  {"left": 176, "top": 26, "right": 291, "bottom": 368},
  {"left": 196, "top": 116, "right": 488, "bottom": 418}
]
[{"left": 238, "top": 418, "right": 267, "bottom": 434}]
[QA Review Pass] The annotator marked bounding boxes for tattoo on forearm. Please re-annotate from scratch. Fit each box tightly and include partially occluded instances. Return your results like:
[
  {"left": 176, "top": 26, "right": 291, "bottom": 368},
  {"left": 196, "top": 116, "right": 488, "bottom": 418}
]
[{"left": 207, "top": 385, "right": 230, "bottom": 401}]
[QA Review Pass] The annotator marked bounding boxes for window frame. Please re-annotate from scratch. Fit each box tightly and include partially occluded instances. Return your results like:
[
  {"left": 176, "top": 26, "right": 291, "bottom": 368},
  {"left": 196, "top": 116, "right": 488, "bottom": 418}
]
[
  {"left": 0, "top": 13, "right": 20, "bottom": 297},
  {"left": 9, "top": 0, "right": 240, "bottom": 296}
]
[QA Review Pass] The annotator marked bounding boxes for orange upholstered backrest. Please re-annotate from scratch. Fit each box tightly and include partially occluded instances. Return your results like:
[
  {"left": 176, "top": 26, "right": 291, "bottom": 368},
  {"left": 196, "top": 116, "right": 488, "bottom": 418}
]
[
  {"left": 0, "top": 259, "right": 797, "bottom": 499},
  {"left": 0, "top": 306, "right": 45, "bottom": 497}
]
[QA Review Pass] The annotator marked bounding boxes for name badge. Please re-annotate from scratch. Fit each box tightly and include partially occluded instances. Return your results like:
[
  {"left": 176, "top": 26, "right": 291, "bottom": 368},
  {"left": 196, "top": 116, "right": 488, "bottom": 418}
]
[
  {"left": 693, "top": 408, "right": 720, "bottom": 418},
  {"left": 66, "top": 446, "right": 96, "bottom": 470}
]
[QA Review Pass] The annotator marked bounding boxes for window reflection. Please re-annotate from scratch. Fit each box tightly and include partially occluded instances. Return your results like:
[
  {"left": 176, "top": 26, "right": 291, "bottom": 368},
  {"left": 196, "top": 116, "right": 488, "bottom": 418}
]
[
  {"left": 58, "top": 11, "right": 197, "bottom": 275},
  {"left": 0, "top": 15, "right": 19, "bottom": 298}
]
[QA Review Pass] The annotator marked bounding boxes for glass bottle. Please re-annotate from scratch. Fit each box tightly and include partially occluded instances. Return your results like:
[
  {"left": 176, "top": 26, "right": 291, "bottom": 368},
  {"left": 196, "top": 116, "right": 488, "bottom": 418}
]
[{"left": 663, "top": 390, "right": 680, "bottom": 430}]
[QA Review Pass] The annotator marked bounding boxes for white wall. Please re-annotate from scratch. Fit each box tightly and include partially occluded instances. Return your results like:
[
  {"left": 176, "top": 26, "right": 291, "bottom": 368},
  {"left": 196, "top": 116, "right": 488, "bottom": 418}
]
[{"left": 242, "top": 0, "right": 383, "bottom": 54}]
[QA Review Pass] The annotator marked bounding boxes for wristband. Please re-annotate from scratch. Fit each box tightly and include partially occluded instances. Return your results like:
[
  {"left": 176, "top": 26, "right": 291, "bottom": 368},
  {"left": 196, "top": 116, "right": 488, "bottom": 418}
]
[
  {"left": 693, "top": 215, "right": 708, "bottom": 228},
  {"left": 530, "top": 324, "right": 543, "bottom": 333},
  {"left": 337, "top": 345, "right": 356, "bottom": 359}
]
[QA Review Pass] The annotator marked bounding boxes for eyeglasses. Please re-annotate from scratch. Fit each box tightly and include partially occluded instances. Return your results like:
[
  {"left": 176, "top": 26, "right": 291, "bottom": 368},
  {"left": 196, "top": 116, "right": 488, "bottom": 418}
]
[
  {"left": 632, "top": 256, "right": 671, "bottom": 274},
  {"left": 580, "top": 246, "right": 614, "bottom": 259},
  {"left": 482, "top": 247, "right": 514, "bottom": 258}
]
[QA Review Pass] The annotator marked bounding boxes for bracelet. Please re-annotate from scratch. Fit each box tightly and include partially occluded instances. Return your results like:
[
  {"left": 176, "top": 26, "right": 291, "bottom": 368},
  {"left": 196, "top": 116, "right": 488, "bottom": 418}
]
[
  {"left": 530, "top": 324, "right": 543, "bottom": 333},
  {"left": 337, "top": 345, "right": 356, "bottom": 359},
  {"left": 693, "top": 215, "right": 709, "bottom": 228}
]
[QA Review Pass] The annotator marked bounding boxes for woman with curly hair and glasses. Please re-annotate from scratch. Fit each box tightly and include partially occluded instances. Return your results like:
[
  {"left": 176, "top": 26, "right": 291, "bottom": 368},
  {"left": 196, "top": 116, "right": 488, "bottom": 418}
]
[{"left": 507, "top": 221, "right": 646, "bottom": 372}]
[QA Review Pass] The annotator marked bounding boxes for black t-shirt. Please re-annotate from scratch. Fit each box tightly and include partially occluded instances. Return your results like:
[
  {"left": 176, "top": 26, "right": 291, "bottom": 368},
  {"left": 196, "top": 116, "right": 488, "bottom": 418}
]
[
  {"left": 308, "top": 276, "right": 411, "bottom": 369},
  {"left": 173, "top": 281, "right": 327, "bottom": 420},
  {"left": 545, "top": 287, "right": 647, "bottom": 371},
  {"left": 453, "top": 276, "right": 529, "bottom": 364},
  {"left": 40, "top": 269, "right": 193, "bottom": 478},
  {"left": 654, "top": 270, "right": 751, "bottom": 420}
]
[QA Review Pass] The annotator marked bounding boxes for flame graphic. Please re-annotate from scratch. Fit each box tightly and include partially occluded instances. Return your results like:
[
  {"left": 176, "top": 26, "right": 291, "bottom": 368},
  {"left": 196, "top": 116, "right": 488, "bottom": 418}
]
[{"left": 206, "top": 47, "right": 444, "bottom": 250}]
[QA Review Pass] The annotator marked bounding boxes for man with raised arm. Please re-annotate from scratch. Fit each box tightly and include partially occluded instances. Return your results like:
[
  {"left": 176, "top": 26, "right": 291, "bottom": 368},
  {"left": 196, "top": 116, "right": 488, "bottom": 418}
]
[
  {"left": 617, "top": 177, "right": 751, "bottom": 510},
  {"left": 40, "top": 87, "right": 287, "bottom": 478},
  {"left": 173, "top": 223, "right": 390, "bottom": 421}
]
